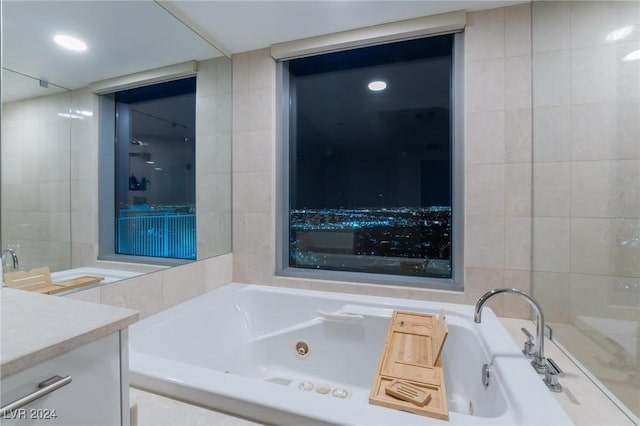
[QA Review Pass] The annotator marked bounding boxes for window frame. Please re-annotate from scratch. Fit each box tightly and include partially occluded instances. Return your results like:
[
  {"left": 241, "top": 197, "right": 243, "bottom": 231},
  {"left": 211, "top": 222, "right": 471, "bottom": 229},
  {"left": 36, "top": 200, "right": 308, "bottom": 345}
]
[{"left": 276, "top": 33, "right": 465, "bottom": 291}]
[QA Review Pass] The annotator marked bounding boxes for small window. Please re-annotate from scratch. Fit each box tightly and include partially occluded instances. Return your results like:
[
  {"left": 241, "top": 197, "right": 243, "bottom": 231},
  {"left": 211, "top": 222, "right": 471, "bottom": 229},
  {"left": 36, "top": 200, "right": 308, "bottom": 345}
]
[
  {"left": 102, "top": 77, "right": 197, "bottom": 261},
  {"left": 282, "top": 35, "right": 458, "bottom": 282}
]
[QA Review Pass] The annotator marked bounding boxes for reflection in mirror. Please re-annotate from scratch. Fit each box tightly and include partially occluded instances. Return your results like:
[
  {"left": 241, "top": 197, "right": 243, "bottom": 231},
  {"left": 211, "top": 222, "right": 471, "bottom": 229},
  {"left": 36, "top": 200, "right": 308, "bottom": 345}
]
[
  {"left": 112, "top": 78, "right": 197, "bottom": 261},
  {"left": 1, "top": 69, "right": 72, "bottom": 272},
  {"left": 1, "top": 1, "right": 232, "bottom": 291}
]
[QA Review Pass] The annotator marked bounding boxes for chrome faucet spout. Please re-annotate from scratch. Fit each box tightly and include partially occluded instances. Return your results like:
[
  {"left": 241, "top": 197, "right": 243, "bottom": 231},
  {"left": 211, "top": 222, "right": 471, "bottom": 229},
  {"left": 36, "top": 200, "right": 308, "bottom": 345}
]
[
  {"left": 474, "top": 288, "right": 547, "bottom": 374},
  {"left": 1, "top": 248, "right": 19, "bottom": 271}
]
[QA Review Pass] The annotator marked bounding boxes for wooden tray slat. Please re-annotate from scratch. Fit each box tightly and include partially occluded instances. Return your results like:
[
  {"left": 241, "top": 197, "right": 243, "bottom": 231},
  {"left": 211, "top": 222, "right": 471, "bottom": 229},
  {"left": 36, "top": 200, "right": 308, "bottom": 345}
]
[
  {"left": 369, "top": 310, "right": 449, "bottom": 421},
  {"left": 431, "top": 309, "right": 448, "bottom": 366},
  {"left": 44, "top": 276, "right": 104, "bottom": 294},
  {"left": 54, "top": 275, "right": 104, "bottom": 288},
  {"left": 385, "top": 380, "right": 432, "bottom": 407},
  {"left": 371, "top": 376, "right": 448, "bottom": 420},
  {"left": 4, "top": 267, "right": 53, "bottom": 290},
  {"left": 3, "top": 267, "right": 104, "bottom": 295}
]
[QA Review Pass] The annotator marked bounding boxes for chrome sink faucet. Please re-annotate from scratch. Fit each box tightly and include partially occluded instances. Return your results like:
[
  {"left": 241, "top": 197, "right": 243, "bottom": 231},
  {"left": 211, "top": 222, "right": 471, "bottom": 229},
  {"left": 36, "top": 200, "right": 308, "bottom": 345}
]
[
  {"left": 1, "top": 248, "right": 19, "bottom": 271},
  {"left": 474, "top": 288, "right": 547, "bottom": 374}
]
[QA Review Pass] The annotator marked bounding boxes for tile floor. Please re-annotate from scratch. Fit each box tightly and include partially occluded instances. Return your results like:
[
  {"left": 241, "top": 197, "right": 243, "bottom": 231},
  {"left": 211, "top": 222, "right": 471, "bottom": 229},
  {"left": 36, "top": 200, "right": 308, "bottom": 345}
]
[{"left": 130, "top": 388, "right": 262, "bottom": 426}]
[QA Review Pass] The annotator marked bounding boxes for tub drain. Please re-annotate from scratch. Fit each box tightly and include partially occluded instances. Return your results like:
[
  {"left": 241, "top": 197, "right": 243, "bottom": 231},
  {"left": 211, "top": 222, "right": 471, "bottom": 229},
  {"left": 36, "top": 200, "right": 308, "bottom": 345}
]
[{"left": 295, "top": 341, "right": 309, "bottom": 357}]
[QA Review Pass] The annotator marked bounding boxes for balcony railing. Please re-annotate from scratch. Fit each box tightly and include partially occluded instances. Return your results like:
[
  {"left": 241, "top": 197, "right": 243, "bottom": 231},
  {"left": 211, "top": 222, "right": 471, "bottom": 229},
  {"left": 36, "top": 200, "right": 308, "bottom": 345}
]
[{"left": 117, "top": 207, "right": 196, "bottom": 260}]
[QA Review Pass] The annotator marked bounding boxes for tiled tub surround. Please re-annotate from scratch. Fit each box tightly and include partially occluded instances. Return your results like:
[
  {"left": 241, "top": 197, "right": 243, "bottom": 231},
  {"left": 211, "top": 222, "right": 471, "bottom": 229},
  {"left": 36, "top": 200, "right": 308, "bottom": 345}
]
[
  {"left": 3, "top": 6, "right": 539, "bottom": 327},
  {"left": 129, "top": 284, "right": 571, "bottom": 425},
  {"left": 2, "top": 4, "right": 632, "bottom": 335},
  {"left": 228, "top": 2, "right": 638, "bottom": 420},
  {"left": 531, "top": 0, "right": 640, "bottom": 322},
  {"left": 531, "top": 0, "right": 640, "bottom": 416},
  {"left": 230, "top": 5, "right": 536, "bottom": 318},
  {"left": 65, "top": 253, "right": 232, "bottom": 319}
]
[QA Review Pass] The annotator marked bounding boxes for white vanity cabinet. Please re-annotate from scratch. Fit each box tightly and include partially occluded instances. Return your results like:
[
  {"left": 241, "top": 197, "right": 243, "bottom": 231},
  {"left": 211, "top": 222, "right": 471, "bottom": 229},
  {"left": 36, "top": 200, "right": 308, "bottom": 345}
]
[
  {"left": 1, "top": 289, "right": 138, "bottom": 426},
  {"left": 1, "top": 333, "right": 126, "bottom": 425}
]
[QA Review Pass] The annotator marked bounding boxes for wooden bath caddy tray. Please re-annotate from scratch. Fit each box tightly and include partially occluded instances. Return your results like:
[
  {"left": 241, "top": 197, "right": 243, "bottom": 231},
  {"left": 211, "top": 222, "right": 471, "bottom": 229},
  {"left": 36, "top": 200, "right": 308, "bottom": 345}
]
[
  {"left": 369, "top": 310, "right": 449, "bottom": 421},
  {"left": 4, "top": 267, "right": 104, "bottom": 295}
]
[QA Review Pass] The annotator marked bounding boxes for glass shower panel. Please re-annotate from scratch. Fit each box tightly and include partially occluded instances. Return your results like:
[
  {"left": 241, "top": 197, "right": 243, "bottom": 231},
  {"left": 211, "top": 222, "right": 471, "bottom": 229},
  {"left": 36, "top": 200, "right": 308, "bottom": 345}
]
[
  {"left": 531, "top": 1, "right": 639, "bottom": 418},
  {"left": 1, "top": 69, "right": 73, "bottom": 272}
]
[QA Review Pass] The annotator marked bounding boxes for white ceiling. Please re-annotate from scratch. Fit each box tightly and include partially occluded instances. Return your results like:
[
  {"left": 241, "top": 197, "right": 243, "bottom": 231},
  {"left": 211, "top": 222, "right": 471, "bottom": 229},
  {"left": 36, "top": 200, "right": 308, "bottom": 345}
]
[
  {"left": 2, "top": 0, "right": 222, "bottom": 102},
  {"left": 2, "top": 0, "right": 528, "bottom": 103},
  {"left": 2, "top": 69, "right": 69, "bottom": 103},
  {"left": 164, "top": 0, "right": 527, "bottom": 54}
]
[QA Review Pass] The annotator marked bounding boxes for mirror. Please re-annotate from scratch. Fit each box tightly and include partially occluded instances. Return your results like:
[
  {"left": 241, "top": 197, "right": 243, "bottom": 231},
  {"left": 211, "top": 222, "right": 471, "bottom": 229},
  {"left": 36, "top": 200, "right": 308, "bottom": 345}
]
[
  {"left": 1, "top": 1, "right": 232, "bottom": 284},
  {"left": 1, "top": 69, "right": 73, "bottom": 272}
]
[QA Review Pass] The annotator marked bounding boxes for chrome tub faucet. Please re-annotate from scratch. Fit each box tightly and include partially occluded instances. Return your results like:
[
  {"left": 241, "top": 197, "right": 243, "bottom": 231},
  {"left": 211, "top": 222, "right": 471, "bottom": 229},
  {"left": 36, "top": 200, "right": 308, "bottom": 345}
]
[
  {"left": 1, "top": 248, "right": 19, "bottom": 271},
  {"left": 474, "top": 288, "right": 547, "bottom": 374}
]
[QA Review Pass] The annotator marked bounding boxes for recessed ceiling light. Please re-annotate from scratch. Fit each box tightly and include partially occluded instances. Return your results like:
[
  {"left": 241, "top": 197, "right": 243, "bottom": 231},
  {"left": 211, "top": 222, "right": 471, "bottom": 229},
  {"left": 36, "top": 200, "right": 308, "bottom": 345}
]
[
  {"left": 606, "top": 25, "right": 635, "bottom": 42},
  {"left": 53, "top": 34, "right": 87, "bottom": 52},
  {"left": 368, "top": 81, "right": 387, "bottom": 92},
  {"left": 146, "top": 161, "right": 155, "bottom": 165},
  {"left": 623, "top": 49, "right": 640, "bottom": 62},
  {"left": 154, "top": 167, "right": 162, "bottom": 171}
]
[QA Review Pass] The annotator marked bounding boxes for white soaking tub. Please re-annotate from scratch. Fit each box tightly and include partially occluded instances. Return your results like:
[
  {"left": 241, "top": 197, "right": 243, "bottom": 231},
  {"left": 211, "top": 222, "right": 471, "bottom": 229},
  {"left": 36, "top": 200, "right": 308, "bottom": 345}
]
[{"left": 129, "top": 284, "right": 571, "bottom": 425}]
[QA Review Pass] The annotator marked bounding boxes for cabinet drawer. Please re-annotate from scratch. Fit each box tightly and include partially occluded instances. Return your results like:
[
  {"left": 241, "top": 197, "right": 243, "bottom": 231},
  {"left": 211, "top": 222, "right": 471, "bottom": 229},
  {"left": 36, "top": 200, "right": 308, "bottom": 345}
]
[{"left": 1, "top": 333, "right": 121, "bottom": 426}]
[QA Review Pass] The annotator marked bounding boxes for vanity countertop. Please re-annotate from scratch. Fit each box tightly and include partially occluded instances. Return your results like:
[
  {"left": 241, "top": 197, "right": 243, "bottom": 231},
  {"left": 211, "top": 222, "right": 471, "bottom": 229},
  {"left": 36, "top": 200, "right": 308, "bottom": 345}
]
[{"left": 0, "top": 288, "right": 138, "bottom": 378}]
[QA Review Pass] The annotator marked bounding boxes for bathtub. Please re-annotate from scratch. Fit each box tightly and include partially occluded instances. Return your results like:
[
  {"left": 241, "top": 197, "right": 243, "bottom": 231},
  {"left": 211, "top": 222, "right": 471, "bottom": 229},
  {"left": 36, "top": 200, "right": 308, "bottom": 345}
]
[
  {"left": 51, "top": 267, "right": 143, "bottom": 285},
  {"left": 129, "top": 284, "right": 572, "bottom": 425}
]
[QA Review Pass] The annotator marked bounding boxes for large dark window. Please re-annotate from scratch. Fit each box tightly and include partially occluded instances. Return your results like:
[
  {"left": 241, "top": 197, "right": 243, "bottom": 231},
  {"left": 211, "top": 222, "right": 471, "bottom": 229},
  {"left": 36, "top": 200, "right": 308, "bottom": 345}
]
[
  {"left": 287, "top": 35, "right": 454, "bottom": 279},
  {"left": 114, "top": 78, "right": 196, "bottom": 260}
]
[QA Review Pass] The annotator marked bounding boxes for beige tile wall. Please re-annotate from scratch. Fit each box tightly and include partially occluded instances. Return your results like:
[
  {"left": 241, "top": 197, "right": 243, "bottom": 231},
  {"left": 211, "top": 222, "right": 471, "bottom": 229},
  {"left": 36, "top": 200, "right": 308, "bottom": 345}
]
[
  {"left": 70, "top": 88, "right": 100, "bottom": 268},
  {"left": 66, "top": 57, "right": 234, "bottom": 268},
  {"left": 531, "top": 1, "right": 640, "bottom": 325},
  {"left": 65, "top": 58, "right": 235, "bottom": 314},
  {"left": 2, "top": 59, "right": 235, "bottom": 315},
  {"left": 231, "top": 5, "right": 536, "bottom": 319},
  {"left": 196, "top": 57, "right": 233, "bottom": 259},
  {"left": 232, "top": 50, "right": 277, "bottom": 285},
  {"left": 464, "top": 6, "right": 533, "bottom": 318},
  {"left": 14, "top": 3, "right": 637, "bottom": 333},
  {"left": 1, "top": 91, "right": 73, "bottom": 272},
  {"left": 65, "top": 253, "right": 232, "bottom": 318}
]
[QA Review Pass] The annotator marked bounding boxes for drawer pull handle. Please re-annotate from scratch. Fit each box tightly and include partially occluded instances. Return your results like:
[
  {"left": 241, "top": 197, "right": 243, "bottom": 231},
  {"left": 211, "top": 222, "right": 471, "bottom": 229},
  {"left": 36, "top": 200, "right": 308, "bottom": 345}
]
[{"left": 0, "top": 375, "right": 72, "bottom": 416}]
